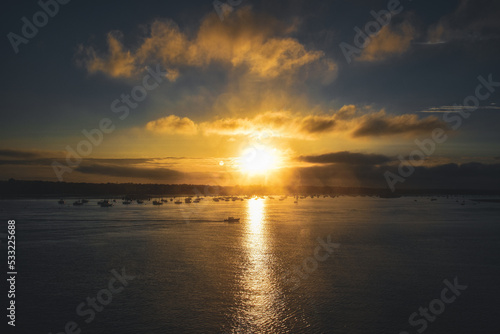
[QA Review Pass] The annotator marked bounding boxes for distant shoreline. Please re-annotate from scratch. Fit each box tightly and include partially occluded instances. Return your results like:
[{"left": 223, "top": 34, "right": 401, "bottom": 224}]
[{"left": 1, "top": 179, "right": 499, "bottom": 199}]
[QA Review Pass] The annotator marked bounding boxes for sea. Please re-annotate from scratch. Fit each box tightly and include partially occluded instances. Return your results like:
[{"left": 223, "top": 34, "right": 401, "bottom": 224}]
[{"left": 1, "top": 196, "right": 499, "bottom": 333}]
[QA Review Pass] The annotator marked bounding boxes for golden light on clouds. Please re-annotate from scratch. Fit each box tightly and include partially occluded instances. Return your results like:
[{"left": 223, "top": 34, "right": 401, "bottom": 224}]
[
  {"left": 144, "top": 107, "right": 447, "bottom": 140},
  {"left": 358, "top": 23, "right": 415, "bottom": 62},
  {"left": 145, "top": 115, "right": 198, "bottom": 135},
  {"left": 79, "top": 7, "right": 336, "bottom": 80},
  {"left": 79, "top": 32, "right": 136, "bottom": 78}
]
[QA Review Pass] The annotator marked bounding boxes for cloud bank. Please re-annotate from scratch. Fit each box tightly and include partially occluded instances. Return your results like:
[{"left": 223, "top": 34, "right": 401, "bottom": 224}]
[
  {"left": 78, "top": 7, "right": 336, "bottom": 81},
  {"left": 146, "top": 106, "right": 448, "bottom": 139},
  {"left": 298, "top": 151, "right": 393, "bottom": 165}
]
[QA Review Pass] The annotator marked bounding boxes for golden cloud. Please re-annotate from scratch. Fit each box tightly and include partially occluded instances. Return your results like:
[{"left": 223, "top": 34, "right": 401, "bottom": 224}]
[
  {"left": 358, "top": 23, "right": 415, "bottom": 62},
  {"left": 201, "top": 111, "right": 337, "bottom": 138},
  {"left": 146, "top": 115, "right": 198, "bottom": 134},
  {"left": 145, "top": 106, "right": 447, "bottom": 139},
  {"left": 80, "top": 32, "right": 137, "bottom": 78},
  {"left": 79, "top": 7, "right": 335, "bottom": 80}
]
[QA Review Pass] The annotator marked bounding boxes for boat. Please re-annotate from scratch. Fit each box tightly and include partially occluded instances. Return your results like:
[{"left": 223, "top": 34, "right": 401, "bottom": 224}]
[
  {"left": 185, "top": 197, "right": 192, "bottom": 203},
  {"left": 58, "top": 199, "right": 65, "bottom": 204},
  {"left": 73, "top": 201, "right": 83, "bottom": 206},
  {"left": 224, "top": 217, "right": 240, "bottom": 223},
  {"left": 213, "top": 198, "right": 219, "bottom": 202},
  {"left": 137, "top": 199, "right": 144, "bottom": 204},
  {"left": 123, "top": 200, "right": 132, "bottom": 205},
  {"left": 152, "top": 201, "right": 163, "bottom": 205},
  {"left": 81, "top": 199, "right": 89, "bottom": 203},
  {"left": 100, "top": 200, "right": 113, "bottom": 207},
  {"left": 193, "top": 199, "right": 200, "bottom": 203},
  {"left": 174, "top": 200, "right": 182, "bottom": 204}
]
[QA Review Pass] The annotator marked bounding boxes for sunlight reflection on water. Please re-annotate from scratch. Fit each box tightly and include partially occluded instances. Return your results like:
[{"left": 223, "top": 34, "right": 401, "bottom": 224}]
[{"left": 231, "top": 198, "right": 287, "bottom": 332}]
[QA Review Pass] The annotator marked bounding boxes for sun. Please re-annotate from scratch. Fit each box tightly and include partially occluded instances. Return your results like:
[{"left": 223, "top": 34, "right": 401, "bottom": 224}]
[{"left": 239, "top": 145, "right": 279, "bottom": 175}]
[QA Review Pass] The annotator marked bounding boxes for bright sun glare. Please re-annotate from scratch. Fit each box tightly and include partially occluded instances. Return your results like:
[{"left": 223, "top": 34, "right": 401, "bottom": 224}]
[{"left": 240, "top": 145, "right": 279, "bottom": 175}]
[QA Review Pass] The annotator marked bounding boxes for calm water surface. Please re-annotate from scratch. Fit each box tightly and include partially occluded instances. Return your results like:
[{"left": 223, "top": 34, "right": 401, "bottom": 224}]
[{"left": 1, "top": 196, "right": 499, "bottom": 333}]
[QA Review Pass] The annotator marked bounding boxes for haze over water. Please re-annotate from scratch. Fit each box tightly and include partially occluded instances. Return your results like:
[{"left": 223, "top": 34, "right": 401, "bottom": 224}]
[{"left": 3, "top": 196, "right": 499, "bottom": 333}]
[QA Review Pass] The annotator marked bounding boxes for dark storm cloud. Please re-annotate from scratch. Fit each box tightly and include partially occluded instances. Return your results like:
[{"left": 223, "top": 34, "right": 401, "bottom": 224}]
[{"left": 298, "top": 151, "right": 393, "bottom": 165}]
